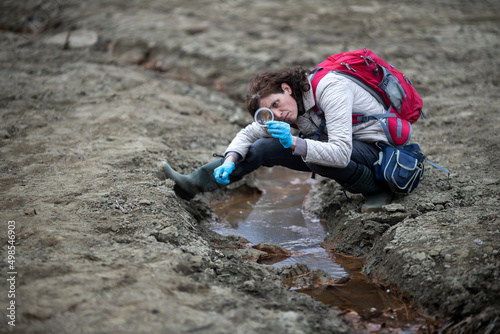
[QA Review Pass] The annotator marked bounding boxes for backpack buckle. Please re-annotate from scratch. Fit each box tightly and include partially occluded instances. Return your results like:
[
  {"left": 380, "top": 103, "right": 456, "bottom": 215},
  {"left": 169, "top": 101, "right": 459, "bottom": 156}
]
[
  {"left": 341, "top": 62, "right": 356, "bottom": 72},
  {"left": 365, "top": 56, "right": 379, "bottom": 75}
]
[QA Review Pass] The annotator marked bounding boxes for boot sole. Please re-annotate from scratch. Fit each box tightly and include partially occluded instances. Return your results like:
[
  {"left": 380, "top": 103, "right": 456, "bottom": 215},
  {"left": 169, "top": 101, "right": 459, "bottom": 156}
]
[
  {"left": 156, "top": 161, "right": 167, "bottom": 180},
  {"left": 156, "top": 161, "right": 195, "bottom": 200}
]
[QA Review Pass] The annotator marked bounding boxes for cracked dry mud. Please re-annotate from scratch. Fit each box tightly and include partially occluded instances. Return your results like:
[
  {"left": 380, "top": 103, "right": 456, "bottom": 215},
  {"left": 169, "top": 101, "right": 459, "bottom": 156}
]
[{"left": 0, "top": 0, "right": 499, "bottom": 333}]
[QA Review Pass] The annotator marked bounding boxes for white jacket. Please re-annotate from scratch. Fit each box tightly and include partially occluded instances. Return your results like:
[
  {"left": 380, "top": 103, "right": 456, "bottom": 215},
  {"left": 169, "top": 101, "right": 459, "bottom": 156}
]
[{"left": 225, "top": 72, "right": 390, "bottom": 168}]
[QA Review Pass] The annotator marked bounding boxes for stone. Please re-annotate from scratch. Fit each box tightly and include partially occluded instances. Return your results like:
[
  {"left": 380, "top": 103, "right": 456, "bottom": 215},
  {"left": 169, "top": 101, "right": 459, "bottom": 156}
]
[
  {"left": 45, "top": 29, "right": 98, "bottom": 48},
  {"left": 252, "top": 243, "right": 292, "bottom": 259},
  {"left": 236, "top": 248, "right": 267, "bottom": 262},
  {"left": 309, "top": 269, "right": 334, "bottom": 287},
  {"left": 383, "top": 203, "right": 406, "bottom": 213},
  {"left": 415, "top": 252, "right": 427, "bottom": 261},
  {"left": 242, "top": 280, "right": 256, "bottom": 291}
]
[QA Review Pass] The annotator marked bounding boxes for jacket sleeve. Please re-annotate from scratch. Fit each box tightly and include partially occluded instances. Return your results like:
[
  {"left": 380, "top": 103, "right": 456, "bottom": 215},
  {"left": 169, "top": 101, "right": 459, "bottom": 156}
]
[
  {"left": 224, "top": 122, "right": 270, "bottom": 160},
  {"left": 303, "top": 76, "right": 353, "bottom": 168}
]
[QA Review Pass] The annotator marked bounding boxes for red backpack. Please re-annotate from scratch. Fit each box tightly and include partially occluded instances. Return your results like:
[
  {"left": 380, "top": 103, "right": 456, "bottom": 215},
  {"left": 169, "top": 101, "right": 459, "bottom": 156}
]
[{"left": 310, "top": 48, "right": 424, "bottom": 146}]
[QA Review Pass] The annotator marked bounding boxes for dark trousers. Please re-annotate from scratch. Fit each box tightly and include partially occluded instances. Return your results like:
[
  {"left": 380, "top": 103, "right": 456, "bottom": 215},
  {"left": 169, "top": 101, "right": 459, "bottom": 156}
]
[{"left": 229, "top": 138, "right": 380, "bottom": 188}]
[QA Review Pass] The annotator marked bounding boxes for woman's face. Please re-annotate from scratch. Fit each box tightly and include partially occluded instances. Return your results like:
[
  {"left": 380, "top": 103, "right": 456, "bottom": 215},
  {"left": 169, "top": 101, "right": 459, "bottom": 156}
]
[{"left": 259, "top": 83, "right": 298, "bottom": 124}]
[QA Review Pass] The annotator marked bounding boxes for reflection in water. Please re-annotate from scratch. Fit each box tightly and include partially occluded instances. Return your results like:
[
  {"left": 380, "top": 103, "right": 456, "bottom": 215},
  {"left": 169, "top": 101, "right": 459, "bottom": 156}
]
[
  {"left": 210, "top": 167, "right": 347, "bottom": 278},
  {"left": 208, "top": 167, "right": 438, "bottom": 331}
]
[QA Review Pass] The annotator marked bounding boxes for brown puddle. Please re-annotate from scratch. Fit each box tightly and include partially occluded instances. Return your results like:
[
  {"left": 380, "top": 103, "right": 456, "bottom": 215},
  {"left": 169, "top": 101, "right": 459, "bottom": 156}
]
[
  {"left": 296, "top": 253, "right": 442, "bottom": 332},
  {"left": 208, "top": 167, "right": 442, "bottom": 333}
]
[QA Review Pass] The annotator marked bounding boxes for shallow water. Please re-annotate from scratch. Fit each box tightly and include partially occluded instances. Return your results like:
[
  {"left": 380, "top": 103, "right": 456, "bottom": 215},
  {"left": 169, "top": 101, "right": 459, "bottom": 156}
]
[
  {"left": 208, "top": 167, "right": 437, "bottom": 331},
  {"left": 209, "top": 167, "right": 347, "bottom": 278}
]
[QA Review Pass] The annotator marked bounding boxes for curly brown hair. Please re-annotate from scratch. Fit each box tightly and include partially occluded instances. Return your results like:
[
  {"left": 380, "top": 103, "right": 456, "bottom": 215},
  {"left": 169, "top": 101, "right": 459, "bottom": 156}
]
[{"left": 245, "top": 66, "right": 311, "bottom": 117}]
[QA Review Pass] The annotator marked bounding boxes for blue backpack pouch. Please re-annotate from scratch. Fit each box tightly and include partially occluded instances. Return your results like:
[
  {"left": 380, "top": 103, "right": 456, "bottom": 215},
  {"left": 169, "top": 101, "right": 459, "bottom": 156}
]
[{"left": 374, "top": 142, "right": 449, "bottom": 194}]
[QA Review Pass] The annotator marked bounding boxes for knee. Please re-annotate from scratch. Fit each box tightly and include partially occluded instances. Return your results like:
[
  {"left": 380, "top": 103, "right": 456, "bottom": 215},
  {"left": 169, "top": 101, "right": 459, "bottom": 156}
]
[
  {"left": 306, "top": 161, "right": 353, "bottom": 186},
  {"left": 247, "top": 136, "right": 266, "bottom": 151},
  {"left": 246, "top": 138, "right": 280, "bottom": 164},
  {"left": 245, "top": 138, "right": 270, "bottom": 165},
  {"left": 306, "top": 162, "right": 336, "bottom": 175},
  {"left": 249, "top": 138, "right": 271, "bottom": 153}
]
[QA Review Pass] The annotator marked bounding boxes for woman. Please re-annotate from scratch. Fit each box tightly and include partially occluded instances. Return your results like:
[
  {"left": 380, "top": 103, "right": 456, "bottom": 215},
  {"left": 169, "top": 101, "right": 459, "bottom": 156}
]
[{"left": 157, "top": 66, "right": 392, "bottom": 212}]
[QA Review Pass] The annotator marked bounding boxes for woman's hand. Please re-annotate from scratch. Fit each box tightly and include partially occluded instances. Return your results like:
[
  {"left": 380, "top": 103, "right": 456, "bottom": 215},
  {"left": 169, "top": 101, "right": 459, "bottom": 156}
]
[
  {"left": 266, "top": 121, "right": 294, "bottom": 148},
  {"left": 214, "top": 161, "right": 235, "bottom": 185}
]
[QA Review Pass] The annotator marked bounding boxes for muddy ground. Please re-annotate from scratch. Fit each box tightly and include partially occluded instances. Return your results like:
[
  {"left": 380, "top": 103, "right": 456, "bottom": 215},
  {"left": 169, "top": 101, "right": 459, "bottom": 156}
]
[{"left": 0, "top": 0, "right": 499, "bottom": 333}]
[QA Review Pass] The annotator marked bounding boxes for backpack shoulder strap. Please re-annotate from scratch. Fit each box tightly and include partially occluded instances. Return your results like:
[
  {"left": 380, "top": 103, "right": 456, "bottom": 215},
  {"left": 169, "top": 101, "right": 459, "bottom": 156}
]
[
  {"left": 309, "top": 66, "right": 328, "bottom": 114},
  {"left": 334, "top": 71, "right": 389, "bottom": 109},
  {"left": 311, "top": 66, "right": 389, "bottom": 112}
]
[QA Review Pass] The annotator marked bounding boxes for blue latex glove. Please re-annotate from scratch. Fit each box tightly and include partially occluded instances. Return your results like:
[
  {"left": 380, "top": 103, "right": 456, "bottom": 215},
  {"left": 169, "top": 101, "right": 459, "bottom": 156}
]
[
  {"left": 266, "top": 121, "right": 293, "bottom": 148},
  {"left": 214, "top": 161, "right": 235, "bottom": 185}
]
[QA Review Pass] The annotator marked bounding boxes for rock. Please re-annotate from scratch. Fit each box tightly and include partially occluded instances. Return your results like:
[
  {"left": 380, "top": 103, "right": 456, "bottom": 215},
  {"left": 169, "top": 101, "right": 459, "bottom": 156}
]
[
  {"left": 242, "top": 280, "right": 256, "bottom": 291},
  {"left": 278, "top": 265, "right": 334, "bottom": 289},
  {"left": 45, "top": 29, "right": 98, "bottom": 48},
  {"left": 415, "top": 252, "right": 427, "bottom": 261},
  {"left": 156, "top": 226, "right": 181, "bottom": 244},
  {"left": 278, "top": 263, "right": 310, "bottom": 279},
  {"left": 431, "top": 193, "right": 453, "bottom": 205},
  {"left": 111, "top": 38, "right": 149, "bottom": 64},
  {"left": 0, "top": 129, "right": 11, "bottom": 139},
  {"left": 183, "top": 24, "right": 209, "bottom": 35},
  {"left": 252, "top": 243, "right": 292, "bottom": 260},
  {"left": 462, "top": 186, "right": 476, "bottom": 193},
  {"left": 309, "top": 269, "right": 334, "bottom": 287},
  {"left": 383, "top": 203, "right": 406, "bottom": 212},
  {"left": 482, "top": 178, "right": 498, "bottom": 185},
  {"left": 188, "top": 255, "right": 204, "bottom": 271},
  {"left": 417, "top": 202, "right": 435, "bottom": 212},
  {"left": 335, "top": 275, "right": 351, "bottom": 285},
  {"left": 363, "top": 220, "right": 391, "bottom": 235},
  {"left": 236, "top": 248, "right": 267, "bottom": 262}
]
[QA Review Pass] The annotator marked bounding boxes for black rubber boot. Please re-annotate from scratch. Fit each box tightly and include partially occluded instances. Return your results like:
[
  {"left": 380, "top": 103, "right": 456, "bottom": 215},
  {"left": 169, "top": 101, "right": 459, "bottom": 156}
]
[
  {"left": 346, "top": 165, "right": 393, "bottom": 213},
  {"left": 156, "top": 159, "right": 224, "bottom": 200}
]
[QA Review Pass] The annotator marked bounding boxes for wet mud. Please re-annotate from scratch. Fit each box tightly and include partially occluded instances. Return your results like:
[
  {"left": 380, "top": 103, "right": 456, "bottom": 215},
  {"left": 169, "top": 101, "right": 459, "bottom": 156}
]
[{"left": 1, "top": 0, "right": 499, "bottom": 333}]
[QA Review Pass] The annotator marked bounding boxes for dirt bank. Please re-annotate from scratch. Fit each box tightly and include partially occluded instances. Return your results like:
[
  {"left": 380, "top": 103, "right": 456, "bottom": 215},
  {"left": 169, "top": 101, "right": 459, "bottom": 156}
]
[{"left": 1, "top": 0, "right": 499, "bottom": 333}]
